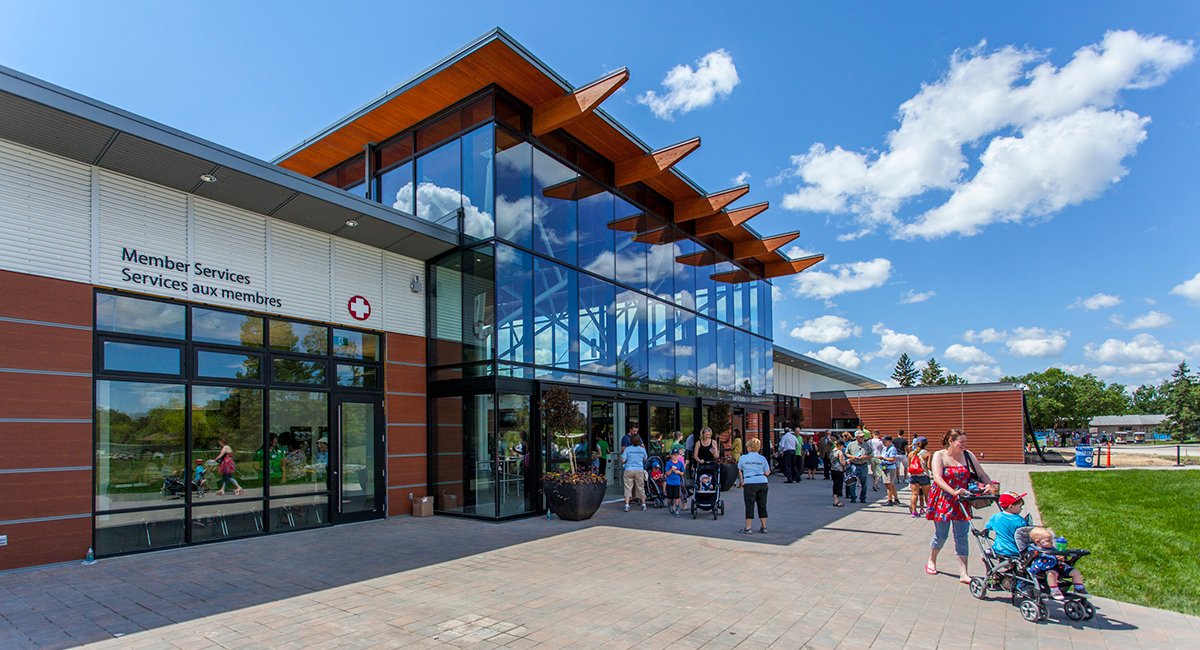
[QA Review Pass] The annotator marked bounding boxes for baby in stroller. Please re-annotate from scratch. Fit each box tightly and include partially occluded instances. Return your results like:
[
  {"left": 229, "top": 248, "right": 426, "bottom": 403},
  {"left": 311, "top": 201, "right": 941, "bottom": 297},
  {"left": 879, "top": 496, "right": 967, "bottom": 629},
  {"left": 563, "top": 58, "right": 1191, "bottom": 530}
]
[
  {"left": 690, "top": 467, "right": 725, "bottom": 519},
  {"left": 1027, "top": 527, "right": 1090, "bottom": 600}
]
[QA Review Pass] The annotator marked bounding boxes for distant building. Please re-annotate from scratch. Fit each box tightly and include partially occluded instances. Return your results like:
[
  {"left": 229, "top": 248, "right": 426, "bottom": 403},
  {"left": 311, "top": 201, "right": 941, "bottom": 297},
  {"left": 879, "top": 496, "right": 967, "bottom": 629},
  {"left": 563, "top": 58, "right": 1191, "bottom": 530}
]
[
  {"left": 771, "top": 346, "right": 884, "bottom": 429},
  {"left": 1089, "top": 414, "right": 1167, "bottom": 436}
]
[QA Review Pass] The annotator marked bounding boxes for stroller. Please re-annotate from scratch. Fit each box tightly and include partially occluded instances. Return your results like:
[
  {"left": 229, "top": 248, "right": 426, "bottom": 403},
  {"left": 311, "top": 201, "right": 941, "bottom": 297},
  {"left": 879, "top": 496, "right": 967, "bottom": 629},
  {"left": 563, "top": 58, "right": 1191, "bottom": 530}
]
[
  {"left": 162, "top": 467, "right": 208, "bottom": 499},
  {"left": 689, "top": 462, "right": 725, "bottom": 519},
  {"left": 968, "top": 507, "right": 1095, "bottom": 623},
  {"left": 644, "top": 457, "right": 667, "bottom": 509}
]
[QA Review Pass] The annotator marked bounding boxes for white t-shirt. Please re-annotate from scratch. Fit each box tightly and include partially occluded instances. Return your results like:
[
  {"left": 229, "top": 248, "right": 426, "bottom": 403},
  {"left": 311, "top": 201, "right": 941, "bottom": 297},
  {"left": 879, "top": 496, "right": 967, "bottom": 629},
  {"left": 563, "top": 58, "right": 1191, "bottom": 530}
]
[{"left": 868, "top": 438, "right": 885, "bottom": 457}]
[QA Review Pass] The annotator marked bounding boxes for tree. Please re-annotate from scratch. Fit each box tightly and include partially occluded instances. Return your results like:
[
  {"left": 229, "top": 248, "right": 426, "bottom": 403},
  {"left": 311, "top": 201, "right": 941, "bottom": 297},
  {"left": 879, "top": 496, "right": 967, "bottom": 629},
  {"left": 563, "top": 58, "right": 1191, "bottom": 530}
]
[
  {"left": 1002, "top": 367, "right": 1131, "bottom": 430},
  {"left": 944, "top": 374, "right": 968, "bottom": 385},
  {"left": 1130, "top": 381, "right": 1169, "bottom": 414},
  {"left": 919, "top": 357, "right": 945, "bottom": 386},
  {"left": 541, "top": 386, "right": 586, "bottom": 473},
  {"left": 1163, "top": 362, "right": 1200, "bottom": 442},
  {"left": 892, "top": 353, "right": 918, "bottom": 387}
]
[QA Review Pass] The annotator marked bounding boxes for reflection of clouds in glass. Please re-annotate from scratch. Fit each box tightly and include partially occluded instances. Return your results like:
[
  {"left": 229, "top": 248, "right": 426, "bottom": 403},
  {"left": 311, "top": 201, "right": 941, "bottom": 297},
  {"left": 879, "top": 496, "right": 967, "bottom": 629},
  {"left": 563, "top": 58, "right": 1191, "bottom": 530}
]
[
  {"left": 697, "top": 362, "right": 717, "bottom": 386},
  {"left": 583, "top": 250, "right": 616, "bottom": 277},
  {"left": 98, "top": 381, "right": 185, "bottom": 418},
  {"left": 98, "top": 295, "right": 185, "bottom": 338},
  {"left": 496, "top": 193, "right": 532, "bottom": 241},
  {"left": 717, "top": 362, "right": 736, "bottom": 388},
  {"left": 674, "top": 345, "right": 695, "bottom": 357},
  {"left": 615, "top": 247, "right": 646, "bottom": 285},
  {"left": 647, "top": 243, "right": 678, "bottom": 282},
  {"left": 396, "top": 182, "right": 494, "bottom": 238},
  {"left": 675, "top": 289, "right": 696, "bottom": 311}
]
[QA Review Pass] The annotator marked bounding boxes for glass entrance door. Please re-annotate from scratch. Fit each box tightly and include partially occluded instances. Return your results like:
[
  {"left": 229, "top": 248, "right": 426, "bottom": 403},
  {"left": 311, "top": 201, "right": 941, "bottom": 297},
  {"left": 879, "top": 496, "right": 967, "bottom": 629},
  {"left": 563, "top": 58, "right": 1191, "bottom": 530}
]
[{"left": 332, "top": 396, "right": 384, "bottom": 523}]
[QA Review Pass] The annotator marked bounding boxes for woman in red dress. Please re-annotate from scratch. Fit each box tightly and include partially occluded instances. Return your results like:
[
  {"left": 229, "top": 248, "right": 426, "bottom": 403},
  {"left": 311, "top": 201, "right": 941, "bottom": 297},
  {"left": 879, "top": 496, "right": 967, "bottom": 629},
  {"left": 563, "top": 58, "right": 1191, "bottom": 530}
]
[{"left": 926, "top": 429, "right": 996, "bottom": 583}]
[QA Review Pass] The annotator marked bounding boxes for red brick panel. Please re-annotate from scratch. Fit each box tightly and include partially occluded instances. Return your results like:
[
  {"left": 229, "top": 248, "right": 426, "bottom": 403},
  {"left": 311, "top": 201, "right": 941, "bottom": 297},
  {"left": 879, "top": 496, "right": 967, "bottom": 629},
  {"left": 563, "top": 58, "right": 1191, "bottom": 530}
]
[
  {"left": 0, "top": 517, "right": 90, "bottom": 572},
  {"left": 0, "top": 470, "right": 91, "bottom": 521},
  {"left": 0, "top": 321, "right": 92, "bottom": 373},
  {"left": 387, "top": 332, "right": 426, "bottom": 366},
  {"left": 1, "top": 422, "right": 92, "bottom": 470},
  {"left": 855, "top": 395, "right": 909, "bottom": 435},
  {"left": 0, "top": 373, "right": 91, "bottom": 420},
  {"left": 907, "top": 394, "right": 964, "bottom": 441},
  {"left": 384, "top": 332, "right": 428, "bottom": 516},
  {"left": 385, "top": 393, "right": 426, "bottom": 424},
  {"left": 0, "top": 270, "right": 94, "bottom": 326},
  {"left": 811, "top": 398, "right": 832, "bottom": 428},
  {"left": 962, "top": 392, "right": 1025, "bottom": 463},
  {"left": 800, "top": 398, "right": 813, "bottom": 429}
]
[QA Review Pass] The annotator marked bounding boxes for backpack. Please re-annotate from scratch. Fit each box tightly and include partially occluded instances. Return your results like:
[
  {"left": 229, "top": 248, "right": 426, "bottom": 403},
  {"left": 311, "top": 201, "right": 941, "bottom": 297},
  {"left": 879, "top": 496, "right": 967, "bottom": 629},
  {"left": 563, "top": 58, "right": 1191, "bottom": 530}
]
[{"left": 908, "top": 450, "right": 924, "bottom": 475}]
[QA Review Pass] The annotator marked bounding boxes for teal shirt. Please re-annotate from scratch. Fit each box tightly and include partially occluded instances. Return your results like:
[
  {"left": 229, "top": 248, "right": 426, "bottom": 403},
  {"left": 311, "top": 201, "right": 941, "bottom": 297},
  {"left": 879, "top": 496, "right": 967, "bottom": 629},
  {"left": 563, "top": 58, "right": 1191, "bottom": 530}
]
[
  {"left": 984, "top": 511, "right": 1026, "bottom": 556},
  {"left": 621, "top": 445, "right": 647, "bottom": 472},
  {"left": 737, "top": 452, "right": 770, "bottom": 484}
]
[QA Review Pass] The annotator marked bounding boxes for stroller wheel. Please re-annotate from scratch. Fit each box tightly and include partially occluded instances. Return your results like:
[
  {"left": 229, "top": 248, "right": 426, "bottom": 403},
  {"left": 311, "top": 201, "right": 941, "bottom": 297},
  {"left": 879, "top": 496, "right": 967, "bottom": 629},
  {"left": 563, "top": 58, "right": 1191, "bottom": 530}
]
[
  {"left": 1064, "top": 599, "right": 1086, "bottom": 621},
  {"left": 1083, "top": 603, "right": 1095, "bottom": 620},
  {"left": 969, "top": 577, "right": 987, "bottom": 600},
  {"left": 712, "top": 508, "right": 718, "bottom": 520},
  {"left": 1019, "top": 599, "right": 1042, "bottom": 622}
]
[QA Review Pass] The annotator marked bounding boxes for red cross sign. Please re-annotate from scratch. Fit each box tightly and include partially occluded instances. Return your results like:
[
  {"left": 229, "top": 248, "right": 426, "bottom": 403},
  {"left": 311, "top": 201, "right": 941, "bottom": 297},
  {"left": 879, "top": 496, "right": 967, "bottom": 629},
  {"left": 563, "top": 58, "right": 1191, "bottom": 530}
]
[{"left": 347, "top": 295, "right": 371, "bottom": 321}]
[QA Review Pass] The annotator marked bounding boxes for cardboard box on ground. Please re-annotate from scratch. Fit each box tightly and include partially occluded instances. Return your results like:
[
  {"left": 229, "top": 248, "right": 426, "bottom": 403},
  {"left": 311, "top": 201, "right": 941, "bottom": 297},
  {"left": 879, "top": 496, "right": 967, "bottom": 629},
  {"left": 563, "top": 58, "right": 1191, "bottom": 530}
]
[{"left": 412, "top": 496, "right": 433, "bottom": 517}]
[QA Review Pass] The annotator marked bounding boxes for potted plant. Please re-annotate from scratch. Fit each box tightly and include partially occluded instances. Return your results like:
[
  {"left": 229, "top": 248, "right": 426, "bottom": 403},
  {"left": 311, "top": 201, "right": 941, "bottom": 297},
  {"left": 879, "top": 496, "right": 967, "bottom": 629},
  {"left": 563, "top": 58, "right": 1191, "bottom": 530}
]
[
  {"left": 540, "top": 386, "right": 606, "bottom": 521},
  {"left": 709, "top": 401, "right": 739, "bottom": 491}
]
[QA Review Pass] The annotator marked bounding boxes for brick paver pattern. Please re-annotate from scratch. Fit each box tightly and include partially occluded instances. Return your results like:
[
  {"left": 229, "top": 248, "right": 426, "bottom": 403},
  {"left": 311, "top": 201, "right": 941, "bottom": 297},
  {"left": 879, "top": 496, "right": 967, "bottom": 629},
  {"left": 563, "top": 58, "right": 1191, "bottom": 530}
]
[{"left": 2, "top": 464, "right": 1198, "bottom": 649}]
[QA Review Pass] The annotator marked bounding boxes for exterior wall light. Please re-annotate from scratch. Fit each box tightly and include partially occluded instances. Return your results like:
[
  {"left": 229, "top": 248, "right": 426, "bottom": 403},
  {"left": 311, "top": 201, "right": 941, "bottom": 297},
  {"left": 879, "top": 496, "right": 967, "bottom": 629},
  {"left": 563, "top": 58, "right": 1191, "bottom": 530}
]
[
  {"left": 411, "top": 276, "right": 423, "bottom": 293},
  {"left": 199, "top": 174, "right": 217, "bottom": 183},
  {"left": 344, "top": 219, "right": 359, "bottom": 227}
]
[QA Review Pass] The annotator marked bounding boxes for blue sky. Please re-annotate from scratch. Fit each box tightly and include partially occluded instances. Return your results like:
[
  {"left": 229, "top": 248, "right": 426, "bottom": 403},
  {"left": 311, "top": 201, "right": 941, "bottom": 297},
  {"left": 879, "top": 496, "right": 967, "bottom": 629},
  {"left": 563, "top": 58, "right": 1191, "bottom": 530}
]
[{"left": 3, "top": 1, "right": 1198, "bottom": 388}]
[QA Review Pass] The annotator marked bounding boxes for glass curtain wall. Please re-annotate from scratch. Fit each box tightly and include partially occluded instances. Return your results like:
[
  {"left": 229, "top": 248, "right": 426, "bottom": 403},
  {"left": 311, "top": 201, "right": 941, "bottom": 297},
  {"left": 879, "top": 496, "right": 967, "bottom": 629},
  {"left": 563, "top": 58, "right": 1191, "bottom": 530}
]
[{"left": 93, "top": 293, "right": 382, "bottom": 556}]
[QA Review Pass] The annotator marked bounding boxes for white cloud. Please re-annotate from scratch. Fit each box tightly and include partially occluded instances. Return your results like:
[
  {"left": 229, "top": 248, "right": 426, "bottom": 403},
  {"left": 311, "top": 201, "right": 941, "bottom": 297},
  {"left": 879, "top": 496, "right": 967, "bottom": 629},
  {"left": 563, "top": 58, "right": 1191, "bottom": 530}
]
[
  {"left": 790, "top": 258, "right": 891, "bottom": 300},
  {"left": 899, "top": 289, "right": 936, "bottom": 304},
  {"left": 637, "top": 49, "right": 740, "bottom": 120},
  {"left": 808, "top": 346, "right": 863, "bottom": 371},
  {"left": 776, "top": 31, "right": 1195, "bottom": 240},
  {"left": 1110, "top": 310, "right": 1174, "bottom": 330},
  {"left": 1145, "top": 298, "right": 1157, "bottom": 305},
  {"left": 944, "top": 344, "right": 996, "bottom": 365},
  {"left": 785, "top": 245, "right": 818, "bottom": 259},
  {"left": 1057, "top": 361, "right": 1178, "bottom": 383},
  {"left": 1005, "top": 327, "right": 1070, "bottom": 358},
  {"left": 1170, "top": 272, "right": 1200, "bottom": 305},
  {"left": 732, "top": 171, "right": 751, "bottom": 185},
  {"left": 963, "top": 328, "right": 1009, "bottom": 343},
  {"left": 790, "top": 315, "right": 861, "bottom": 344},
  {"left": 864, "top": 323, "right": 935, "bottom": 360},
  {"left": 771, "top": 285, "right": 785, "bottom": 302},
  {"left": 963, "top": 365, "right": 1003, "bottom": 383},
  {"left": 1069, "top": 293, "right": 1123, "bottom": 310},
  {"left": 1085, "top": 333, "right": 1183, "bottom": 365}
]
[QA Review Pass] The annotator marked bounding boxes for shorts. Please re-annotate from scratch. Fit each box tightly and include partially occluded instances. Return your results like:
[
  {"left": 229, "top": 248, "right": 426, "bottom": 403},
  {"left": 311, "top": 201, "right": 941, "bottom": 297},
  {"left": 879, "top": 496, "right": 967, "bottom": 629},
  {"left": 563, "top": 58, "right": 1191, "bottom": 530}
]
[
  {"left": 623, "top": 469, "right": 646, "bottom": 502},
  {"left": 665, "top": 484, "right": 681, "bottom": 499},
  {"left": 908, "top": 475, "right": 931, "bottom": 486},
  {"left": 882, "top": 467, "right": 898, "bottom": 485}
]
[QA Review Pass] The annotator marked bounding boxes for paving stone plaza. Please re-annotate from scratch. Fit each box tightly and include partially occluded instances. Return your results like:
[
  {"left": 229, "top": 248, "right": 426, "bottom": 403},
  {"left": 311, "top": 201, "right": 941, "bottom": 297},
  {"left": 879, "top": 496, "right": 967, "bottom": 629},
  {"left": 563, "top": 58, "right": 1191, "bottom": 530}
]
[{"left": 2, "top": 464, "right": 1196, "bottom": 650}]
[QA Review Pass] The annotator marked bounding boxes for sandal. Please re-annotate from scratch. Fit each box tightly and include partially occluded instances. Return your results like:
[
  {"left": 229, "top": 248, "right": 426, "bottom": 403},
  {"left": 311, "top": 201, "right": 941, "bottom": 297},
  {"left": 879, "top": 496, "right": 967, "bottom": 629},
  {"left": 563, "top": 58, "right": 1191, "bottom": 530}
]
[
  {"left": 925, "top": 564, "right": 937, "bottom": 575},
  {"left": 834, "top": 502, "right": 844, "bottom": 507},
  {"left": 759, "top": 527, "right": 768, "bottom": 534},
  {"left": 736, "top": 528, "right": 753, "bottom": 534}
]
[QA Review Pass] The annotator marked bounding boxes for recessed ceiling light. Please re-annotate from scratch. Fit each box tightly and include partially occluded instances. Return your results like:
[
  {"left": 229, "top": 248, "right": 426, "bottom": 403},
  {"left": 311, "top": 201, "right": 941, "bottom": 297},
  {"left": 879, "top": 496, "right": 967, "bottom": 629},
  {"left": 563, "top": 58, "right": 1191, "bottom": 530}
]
[
  {"left": 199, "top": 174, "right": 217, "bottom": 183},
  {"left": 345, "top": 219, "right": 359, "bottom": 227}
]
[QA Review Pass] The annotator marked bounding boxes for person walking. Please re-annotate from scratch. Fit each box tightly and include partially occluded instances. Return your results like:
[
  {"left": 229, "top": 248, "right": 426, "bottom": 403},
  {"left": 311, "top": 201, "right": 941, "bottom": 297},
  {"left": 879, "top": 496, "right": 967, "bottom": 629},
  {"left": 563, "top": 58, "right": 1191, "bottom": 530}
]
[
  {"left": 908, "top": 436, "right": 931, "bottom": 517},
  {"left": 845, "top": 431, "right": 871, "bottom": 503},
  {"left": 803, "top": 434, "right": 819, "bottom": 480},
  {"left": 735, "top": 437, "right": 771, "bottom": 533},
  {"left": 778, "top": 428, "right": 798, "bottom": 483},
  {"left": 213, "top": 438, "right": 244, "bottom": 496},
  {"left": 621, "top": 433, "right": 648, "bottom": 512},
  {"left": 880, "top": 436, "right": 900, "bottom": 506},
  {"left": 926, "top": 429, "right": 998, "bottom": 583},
  {"left": 821, "top": 432, "right": 834, "bottom": 480},
  {"left": 894, "top": 430, "right": 909, "bottom": 481},
  {"left": 830, "top": 439, "right": 846, "bottom": 507},
  {"left": 868, "top": 430, "right": 885, "bottom": 492},
  {"left": 694, "top": 427, "right": 719, "bottom": 464}
]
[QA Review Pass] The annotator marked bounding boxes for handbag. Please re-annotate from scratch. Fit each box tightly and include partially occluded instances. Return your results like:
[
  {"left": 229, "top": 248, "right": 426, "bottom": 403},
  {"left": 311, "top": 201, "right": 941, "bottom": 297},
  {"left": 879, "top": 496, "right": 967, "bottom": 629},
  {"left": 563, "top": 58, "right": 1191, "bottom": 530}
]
[{"left": 219, "top": 455, "right": 235, "bottom": 475}]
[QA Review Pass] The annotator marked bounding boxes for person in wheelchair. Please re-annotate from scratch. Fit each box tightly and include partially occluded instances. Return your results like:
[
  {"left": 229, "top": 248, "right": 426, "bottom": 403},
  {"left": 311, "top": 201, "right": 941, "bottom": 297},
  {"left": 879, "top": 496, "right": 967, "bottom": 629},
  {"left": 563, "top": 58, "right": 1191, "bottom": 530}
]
[{"left": 1027, "top": 527, "right": 1090, "bottom": 600}]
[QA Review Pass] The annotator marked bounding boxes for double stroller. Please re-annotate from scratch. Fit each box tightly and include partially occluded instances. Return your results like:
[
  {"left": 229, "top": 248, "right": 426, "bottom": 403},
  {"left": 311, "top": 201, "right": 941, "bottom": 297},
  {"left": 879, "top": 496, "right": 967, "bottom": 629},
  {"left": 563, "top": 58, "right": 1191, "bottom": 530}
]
[
  {"left": 689, "top": 461, "right": 725, "bottom": 519},
  {"left": 969, "top": 519, "right": 1095, "bottom": 622}
]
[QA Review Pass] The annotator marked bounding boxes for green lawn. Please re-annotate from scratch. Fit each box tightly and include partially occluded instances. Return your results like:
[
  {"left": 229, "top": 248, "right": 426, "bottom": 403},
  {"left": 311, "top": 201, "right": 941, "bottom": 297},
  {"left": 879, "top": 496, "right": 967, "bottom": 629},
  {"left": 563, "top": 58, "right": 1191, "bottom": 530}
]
[{"left": 1029, "top": 470, "right": 1200, "bottom": 616}]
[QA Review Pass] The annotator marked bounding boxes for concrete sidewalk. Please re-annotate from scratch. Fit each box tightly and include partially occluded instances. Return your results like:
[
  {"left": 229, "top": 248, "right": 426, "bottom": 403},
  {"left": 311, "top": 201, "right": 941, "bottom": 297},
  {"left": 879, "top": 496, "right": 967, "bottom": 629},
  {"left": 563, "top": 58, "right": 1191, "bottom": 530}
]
[{"left": 1, "top": 464, "right": 1197, "bottom": 649}]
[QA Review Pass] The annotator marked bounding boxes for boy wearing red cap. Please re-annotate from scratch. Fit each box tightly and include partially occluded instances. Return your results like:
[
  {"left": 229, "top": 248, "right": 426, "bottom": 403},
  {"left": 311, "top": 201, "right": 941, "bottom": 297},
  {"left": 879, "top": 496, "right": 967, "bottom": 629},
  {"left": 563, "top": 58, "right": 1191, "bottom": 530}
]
[{"left": 983, "top": 492, "right": 1028, "bottom": 556}]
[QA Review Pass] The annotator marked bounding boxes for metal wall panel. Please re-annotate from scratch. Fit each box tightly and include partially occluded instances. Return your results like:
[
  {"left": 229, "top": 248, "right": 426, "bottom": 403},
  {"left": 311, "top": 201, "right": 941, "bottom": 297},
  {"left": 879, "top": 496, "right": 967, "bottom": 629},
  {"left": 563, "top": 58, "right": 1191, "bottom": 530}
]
[
  {"left": 383, "top": 253, "right": 425, "bottom": 337},
  {"left": 0, "top": 139, "right": 92, "bottom": 283},
  {"left": 331, "top": 238, "right": 383, "bottom": 329},
  {"left": 191, "top": 197, "right": 269, "bottom": 310},
  {"left": 98, "top": 169, "right": 189, "bottom": 296},
  {"left": 269, "top": 219, "right": 331, "bottom": 323}
]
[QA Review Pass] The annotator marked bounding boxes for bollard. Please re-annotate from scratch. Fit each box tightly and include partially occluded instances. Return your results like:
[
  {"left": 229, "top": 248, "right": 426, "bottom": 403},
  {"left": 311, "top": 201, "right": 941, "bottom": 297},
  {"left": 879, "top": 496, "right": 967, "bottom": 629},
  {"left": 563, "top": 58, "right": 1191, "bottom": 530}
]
[
  {"left": 1178, "top": 445, "right": 1182, "bottom": 467},
  {"left": 1107, "top": 442, "right": 1112, "bottom": 468}
]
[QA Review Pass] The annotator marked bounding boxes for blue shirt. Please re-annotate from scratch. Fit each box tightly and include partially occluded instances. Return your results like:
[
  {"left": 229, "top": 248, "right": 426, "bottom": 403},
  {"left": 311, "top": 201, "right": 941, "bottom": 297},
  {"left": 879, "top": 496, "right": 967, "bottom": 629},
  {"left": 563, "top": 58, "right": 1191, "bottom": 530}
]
[
  {"left": 879, "top": 446, "right": 899, "bottom": 469},
  {"left": 737, "top": 452, "right": 770, "bottom": 484},
  {"left": 621, "top": 445, "right": 647, "bottom": 472},
  {"left": 984, "top": 511, "right": 1026, "bottom": 556},
  {"left": 665, "top": 459, "right": 685, "bottom": 485}
]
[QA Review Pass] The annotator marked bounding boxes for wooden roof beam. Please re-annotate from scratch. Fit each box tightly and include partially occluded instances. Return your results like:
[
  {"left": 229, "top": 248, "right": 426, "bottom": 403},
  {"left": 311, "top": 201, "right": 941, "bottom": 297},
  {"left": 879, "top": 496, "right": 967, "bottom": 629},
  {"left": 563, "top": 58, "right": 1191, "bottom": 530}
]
[
  {"left": 674, "top": 185, "right": 749, "bottom": 222},
  {"left": 731, "top": 232, "right": 799, "bottom": 260},
  {"left": 615, "top": 137, "right": 701, "bottom": 187},
  {"left": 692, "top": 202, "right": 768, "bottom": 236},
  {"left": 532, "top": 68, "right": 629, "bottom": 137},
  {"left": 762, "top": 253, "right": 825, "bottom": 279}
]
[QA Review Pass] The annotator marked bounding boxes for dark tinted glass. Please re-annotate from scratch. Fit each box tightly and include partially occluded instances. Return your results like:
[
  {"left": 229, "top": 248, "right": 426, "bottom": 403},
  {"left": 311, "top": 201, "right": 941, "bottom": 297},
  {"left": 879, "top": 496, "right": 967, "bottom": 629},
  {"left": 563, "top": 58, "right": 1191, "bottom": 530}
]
[
  {"left": 377, "top": 133, "right": 414, "bottom": 170},
  {"left": 269, "top": 320, "right": 328, "bottom": 354},
  {"left": 462, "top": 247, "right": 495, "bottom": 364},
  {"left": 462, "top": 126, "right": 495, "bottom": 240},
  {"left": 197, "top": 351, "right": 260, "bottom": 380},
  {"left": 417, "top": 110, "right": 462, "bottom": 152},
  {"left": 538, "top": 131, "right": 577, "bottom": 168},
  {"left": 95, "top": 380, "right": 186, "bottom": 509},
  {"left": 495, "top": 94, "right": 525, "bottom": 132},
  {"left": 97, "top": 294, "right": 185, "bottom": 339},
  {"left": 495, "top": 132, "right": 532, "bottom": 247},
  {"left": 336, "top": 364, "right": 378, "bottom": 388},
  {"left": 273, "top": 358, "right": 327, "bottom": 384},
  {"left": 192, "top": 308, "right": 263, "bottom": 347},
  {"left": 416, "top": 138, "right": 461, "bottom": 225},
  {"left": 463, "top": 95, "right": 494, "bottom": 129},
  {"left": 379, "top": 161, "right": 414, "bottom": 214},
  {"left": 103, "top": 341, "right": 181, "bottom": 375},
  {"left": 496, "top": 244, "right": 533, "bottom": 366},
  {"left": 268, "top": 390, "right": 329, "bottom": 495},
  {"left": 332, "top": 329, "right": 380, "bottom": 361}
]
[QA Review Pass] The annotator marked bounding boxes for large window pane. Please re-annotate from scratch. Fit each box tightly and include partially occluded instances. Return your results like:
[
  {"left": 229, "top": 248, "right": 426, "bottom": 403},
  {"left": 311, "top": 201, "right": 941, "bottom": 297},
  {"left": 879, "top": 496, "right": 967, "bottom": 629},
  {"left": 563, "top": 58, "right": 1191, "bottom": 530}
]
[
  {"left": 765, "top": 341, "right": 774, "bottom": 394},
  {"left": 95, "top": 510, "right": 184, "bottom": 555},
  {"left": 674, "top": 307, "right": 696, "bottom": 385},
  {"left": 533, "top": 257, "right": 576, "bottom": 372},
  {"left": 463, "top": 246, "right": 495, "bottom": 365},
  {"left": 197, "top": 351, "right": 260, "bottom": 380},
  {"left": 532, "top": 148, "right": 578, "bottom": 265},
  {"left": 498, "top": 394, "right": 533, "bottom": 517},
  {"left": 696, "top": 317, "right": 716, "bottom": 390},
  {"left": 379, "top": 161, "right": 414, "bottom": 214},
  {"left": 95, "top": 380, "right": 185, "bottom": 510},
  {"left": 717, "top": 323, "right": 735, "bottom": 392},
  {"left": 192, "top": 308, "right": 263, "bottom": 347},
  {"left": 749, "top": 282, "right": 761, "bottom": 335},
  {"left": 647, "top": 242, "right": 675, "bottom": 303},
  {"left": 674, "top": 239, "right": 696, "bottom": 310},
  {"left": 332, "top": 329, "right": 380, "bottom": 361},
  {"left": 763, "top": 281, "right": 774, "bottom": 340},
  {"left": 462, "top": 125, "right": 495, "bottom": 240},
  {"left": 431, "top": 253, "right": 464, "bottom": 368},
  {"left": 336, "top": 364, "right": 378, "bottom": 388},
  {"left": 578, "top": 274, "right": 615, "bottom": 376},
  {"left": 102, "top": 341, "right": 180, "bottom": 375},
  {"left": 432, "top": 395, "right": 496, "bottom": 516},
  {"left": 613, "top": 198, "right": 646, "bottom": 291},
  {"left": 496, "top": 244, "right": 533, "bottom": 366},
  {"left": 696, "top": 263, "right": 715, "bottom": 318},
  {"left": 495, "top": 132, "right": 532, "bottom": 247},
  {"left": 269, "top": 494, "right": 328, "bottom": 531},
  {"left": 736, "top": 328, "right": 750, "bottom": 394},
  {"left": 578, "top": 191, "right": 614, "bottom": 280},
  {"left": 415, "top": 138, "right": 462, "bottom": 226},
  {"left": 269, "top": 391, "right": 329, "bottom": 496},
  {"left": 269, "top": 320, "right": 328, "bottom": 354},
  {"left": 273, "top": 358, "right": 327, "bottom": 385},
  {"left": 616, "top": 289, "right": 646, "bottom": 387},
  {"left": 715, "top": 264, "right": 732, "bottom": 324},
  {"left": 192, "top": 387, "right": 263, "bottom": 499},
  {"left": 647, "top": 297, "right": 674, "bottom": 383},
  {"left": 191, "top": 502, "right": 263, "bottom": 542},
  {"left": 96, "top": 294, "right": 185, "bottom": 339}
]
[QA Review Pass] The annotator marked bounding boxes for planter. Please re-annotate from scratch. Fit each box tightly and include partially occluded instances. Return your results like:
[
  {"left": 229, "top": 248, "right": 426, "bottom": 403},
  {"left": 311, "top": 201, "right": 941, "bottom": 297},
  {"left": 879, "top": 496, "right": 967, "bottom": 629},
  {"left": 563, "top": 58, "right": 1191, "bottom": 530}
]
[
  {"left": 719, "top": 464, "right": 738, "bottom": 492},
  {"left": 543, "top": 479, "right": 606, "bottom": 521}
]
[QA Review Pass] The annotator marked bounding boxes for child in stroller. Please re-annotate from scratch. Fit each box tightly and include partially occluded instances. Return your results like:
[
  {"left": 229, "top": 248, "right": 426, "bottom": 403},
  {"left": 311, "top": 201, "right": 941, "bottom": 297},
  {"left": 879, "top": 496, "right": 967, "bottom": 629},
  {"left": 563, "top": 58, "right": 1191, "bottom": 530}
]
[
  {"left": 644, "top": 457, "right": 667, "bottom": 509},
  {"left": 689, "top": 463, "right": 725, "bottom": 519}
]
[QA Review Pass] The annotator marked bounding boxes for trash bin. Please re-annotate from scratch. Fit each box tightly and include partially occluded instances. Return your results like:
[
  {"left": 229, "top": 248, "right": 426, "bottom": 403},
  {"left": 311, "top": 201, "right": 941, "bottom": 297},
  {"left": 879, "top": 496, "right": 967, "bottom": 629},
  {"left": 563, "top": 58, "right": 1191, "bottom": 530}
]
[{"left": 1075, "top": 446, "right": 1094, "bottom": 468}]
